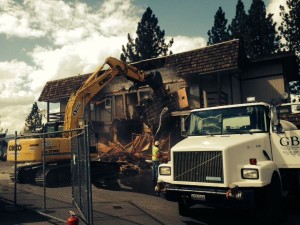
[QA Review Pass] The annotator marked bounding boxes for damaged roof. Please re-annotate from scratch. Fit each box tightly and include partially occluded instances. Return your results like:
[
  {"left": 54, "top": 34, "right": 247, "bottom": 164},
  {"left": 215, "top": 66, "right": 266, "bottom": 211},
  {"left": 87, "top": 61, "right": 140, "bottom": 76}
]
[
  {"left": 38, "top": 74, "right": 90, "bottom": 102},
  {"left": 38, "top": 39, "right": 245, "bottom": 102}
]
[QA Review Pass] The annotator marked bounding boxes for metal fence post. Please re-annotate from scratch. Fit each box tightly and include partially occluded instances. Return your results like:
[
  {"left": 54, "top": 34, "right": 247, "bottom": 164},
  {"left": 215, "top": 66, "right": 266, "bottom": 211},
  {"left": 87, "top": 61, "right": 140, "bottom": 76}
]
[
  {"left": 85, "top": 125, "right": 93, "bottom": 225},
  {"left": 43, "top": 132, "right": 46, "bottom": 212},
  {"left": 14, "top": 131, "right": 17, "bottom": 205}
]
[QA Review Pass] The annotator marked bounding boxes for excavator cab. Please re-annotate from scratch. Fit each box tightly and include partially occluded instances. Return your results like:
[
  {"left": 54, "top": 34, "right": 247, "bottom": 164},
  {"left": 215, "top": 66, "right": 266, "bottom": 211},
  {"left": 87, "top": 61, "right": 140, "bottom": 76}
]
[{"left": 43, "top": 121, "right": 64, "bottom": 138}]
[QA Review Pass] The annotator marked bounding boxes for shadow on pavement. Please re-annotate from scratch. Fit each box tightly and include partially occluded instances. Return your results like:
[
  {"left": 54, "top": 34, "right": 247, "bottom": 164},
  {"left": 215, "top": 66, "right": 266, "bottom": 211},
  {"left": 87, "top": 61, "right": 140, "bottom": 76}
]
[
  {"left": 93, "top": 171, "right": 158, "bottom": 196},
  {"left": 0, "top": 198, "right": 64, "bottom": 225}
]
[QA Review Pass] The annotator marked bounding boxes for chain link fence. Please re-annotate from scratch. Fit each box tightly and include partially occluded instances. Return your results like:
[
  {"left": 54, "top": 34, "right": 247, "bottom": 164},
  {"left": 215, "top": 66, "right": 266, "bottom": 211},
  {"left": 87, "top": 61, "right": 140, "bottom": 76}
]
[
  {"left": 0, "top": 127, "right": 93, "bottom": 224},
  {"left": 71, "top": 128, "right": 93, "bottom": 224}
]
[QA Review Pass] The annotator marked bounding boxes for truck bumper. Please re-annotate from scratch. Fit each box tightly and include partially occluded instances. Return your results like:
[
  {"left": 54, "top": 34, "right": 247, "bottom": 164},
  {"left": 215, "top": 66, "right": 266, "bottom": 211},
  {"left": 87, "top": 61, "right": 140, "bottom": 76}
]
[{"left": 156, "top": 182, "right": 256, "bottom": 209}]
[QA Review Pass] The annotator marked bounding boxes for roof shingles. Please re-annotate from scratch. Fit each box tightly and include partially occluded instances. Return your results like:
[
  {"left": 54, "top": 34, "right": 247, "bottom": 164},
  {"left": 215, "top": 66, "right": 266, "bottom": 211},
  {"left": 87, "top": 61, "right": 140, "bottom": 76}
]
[
  {"left": 38, "top": 74, "right": 90, "bottom": 102},
  {"left": 165, "top": 39, "right": 240, "bottom": 76},
  {"left": 38, "top": 40, "right": 243, "bottom": 102}
]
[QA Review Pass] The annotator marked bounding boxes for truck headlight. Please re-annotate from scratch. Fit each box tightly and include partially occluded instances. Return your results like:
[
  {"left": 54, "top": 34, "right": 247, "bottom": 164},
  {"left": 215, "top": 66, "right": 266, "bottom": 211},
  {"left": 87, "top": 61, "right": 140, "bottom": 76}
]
[
  {"left": 159, "top": 166, "right": 171, "bottom": 175},
  {"left": 241, "top": 169, "right": 259, "bottom": 179}
]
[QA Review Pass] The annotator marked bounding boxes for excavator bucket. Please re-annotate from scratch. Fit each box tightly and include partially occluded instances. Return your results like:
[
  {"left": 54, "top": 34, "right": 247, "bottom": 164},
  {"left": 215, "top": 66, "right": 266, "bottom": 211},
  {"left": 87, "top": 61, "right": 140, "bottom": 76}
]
[{"left": 145, "top": 71, "right": 164, "bottom": 91}]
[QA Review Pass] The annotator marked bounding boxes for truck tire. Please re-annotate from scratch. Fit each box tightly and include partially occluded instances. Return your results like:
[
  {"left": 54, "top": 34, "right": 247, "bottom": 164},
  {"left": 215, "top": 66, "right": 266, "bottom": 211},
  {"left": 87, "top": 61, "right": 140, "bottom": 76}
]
[
  {"left": 178, "top": 197, "right": 190, "bottom": 217},
  {"left": 255, "top": 173, "right": 282, "bottom": 225}
]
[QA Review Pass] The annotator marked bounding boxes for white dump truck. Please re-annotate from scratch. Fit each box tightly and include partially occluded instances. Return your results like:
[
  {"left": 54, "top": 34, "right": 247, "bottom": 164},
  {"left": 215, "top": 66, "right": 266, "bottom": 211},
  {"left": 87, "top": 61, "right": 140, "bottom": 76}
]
[{"left": 156, "top": 100, "right": 300, "bottom": 223}]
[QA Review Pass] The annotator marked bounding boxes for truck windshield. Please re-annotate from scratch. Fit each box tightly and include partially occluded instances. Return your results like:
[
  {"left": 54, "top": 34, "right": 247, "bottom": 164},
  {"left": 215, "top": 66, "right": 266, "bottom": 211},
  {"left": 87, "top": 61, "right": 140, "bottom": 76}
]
[{"left": 188, "top": 105, "right": 268, "bottom": 136}]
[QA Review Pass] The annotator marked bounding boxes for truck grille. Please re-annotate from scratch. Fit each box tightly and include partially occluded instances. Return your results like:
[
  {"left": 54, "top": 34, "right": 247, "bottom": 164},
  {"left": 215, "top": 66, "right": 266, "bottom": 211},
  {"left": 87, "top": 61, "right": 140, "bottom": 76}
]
[{"left": 173, "top": 151, "right": 224, "bottom": 183}]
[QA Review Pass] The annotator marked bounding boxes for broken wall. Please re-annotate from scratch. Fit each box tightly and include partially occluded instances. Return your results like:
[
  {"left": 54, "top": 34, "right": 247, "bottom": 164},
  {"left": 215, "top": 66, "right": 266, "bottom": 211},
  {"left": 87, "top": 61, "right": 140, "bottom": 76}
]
[{"left": 89, "top": 66, "right": 187, "bottom": 161}]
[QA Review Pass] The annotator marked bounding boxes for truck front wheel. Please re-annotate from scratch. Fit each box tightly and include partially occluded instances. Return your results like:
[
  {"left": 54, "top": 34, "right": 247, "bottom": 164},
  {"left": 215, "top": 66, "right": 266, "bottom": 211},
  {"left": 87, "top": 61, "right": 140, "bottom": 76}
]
[{"left": 178, "top": 197, "right": 191, "bottom": 217}]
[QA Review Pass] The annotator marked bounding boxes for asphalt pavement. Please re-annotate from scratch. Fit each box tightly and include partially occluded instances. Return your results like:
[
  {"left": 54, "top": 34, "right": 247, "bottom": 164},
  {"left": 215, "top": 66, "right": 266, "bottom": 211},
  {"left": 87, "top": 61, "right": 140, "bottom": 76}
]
[
  {"left": 1, "top": 161, "right": 300, "bottom": 225},
  {"left": 0, "top": 161, "right": 64, "bottom": 225},
  {"left": 0, "top": 197, "right": 63, "bottom": 225}
]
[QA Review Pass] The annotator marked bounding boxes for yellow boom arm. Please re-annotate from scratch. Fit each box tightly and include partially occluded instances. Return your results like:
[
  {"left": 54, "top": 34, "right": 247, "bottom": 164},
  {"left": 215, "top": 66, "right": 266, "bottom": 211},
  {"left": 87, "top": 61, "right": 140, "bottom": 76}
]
[{"left": 63, "top": 57, "right": 149, "bottom": 131}]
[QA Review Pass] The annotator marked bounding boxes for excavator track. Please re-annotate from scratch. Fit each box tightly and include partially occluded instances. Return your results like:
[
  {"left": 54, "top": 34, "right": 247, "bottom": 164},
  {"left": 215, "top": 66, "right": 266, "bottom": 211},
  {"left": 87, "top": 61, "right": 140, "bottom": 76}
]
[
  {"left": 9, "top": 161, "right": 71, "bottom": 187},
  {"left": 9, "top": 163, "right": 43, "bottom": 184},
  {"left": 10, "top": 160, "right": 120, "bottom": 188},
  {"left": 35, "top": 161, "right": 71, "bottom": 187}
]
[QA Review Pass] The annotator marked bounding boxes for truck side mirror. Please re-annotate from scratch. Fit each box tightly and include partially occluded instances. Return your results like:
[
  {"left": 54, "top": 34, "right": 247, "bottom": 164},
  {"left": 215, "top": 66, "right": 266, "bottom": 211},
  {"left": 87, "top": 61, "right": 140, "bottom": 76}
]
[
  {"left": 270, "top": 107, "right": 279, "bottom": 126},
  {"left": 270, "top": 106, "right": 283, "bottom": 133},
  {"left": 180, "top": 115, "right": 189, "bottom": 137},
  {"left": 180, "top": 116, "right": 188, "bottom": 137}
]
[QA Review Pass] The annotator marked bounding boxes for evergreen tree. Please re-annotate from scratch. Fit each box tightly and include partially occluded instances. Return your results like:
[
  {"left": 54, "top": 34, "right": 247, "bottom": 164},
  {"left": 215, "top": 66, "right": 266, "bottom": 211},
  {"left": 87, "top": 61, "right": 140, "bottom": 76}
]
[
  {"left": 244, "top": 0, "right": 280, "bottom": 58},
  {"left": 229, "top": 0, "right": 248, "bottom": 40},
  {"left": 0, "top": 116, "right": 8, "bottom": 138},
  {"left": 24, "top": 102, "right": 42, "bottom": 133},
  {"left": 278, "top": 0, "right": 300, "bottom": 53},
  {"left": 279, "top": 0, "right": 300, "bottom": 94},
  {"left": 207, "top": 7, "right": 230, "bottom": 45},
  {"left": 0, "top": 119, "right": 7, "bottom": 160},
  {"left": 121, "top": 7, "right": 173, "bottom": 63}
]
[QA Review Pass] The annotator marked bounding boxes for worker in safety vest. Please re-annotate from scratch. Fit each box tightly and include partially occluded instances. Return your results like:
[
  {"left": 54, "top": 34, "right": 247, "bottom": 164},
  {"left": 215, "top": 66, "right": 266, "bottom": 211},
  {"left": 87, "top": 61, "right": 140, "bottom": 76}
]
[{"left": 152, "top": 140, "right": 161, "bottom": 183}]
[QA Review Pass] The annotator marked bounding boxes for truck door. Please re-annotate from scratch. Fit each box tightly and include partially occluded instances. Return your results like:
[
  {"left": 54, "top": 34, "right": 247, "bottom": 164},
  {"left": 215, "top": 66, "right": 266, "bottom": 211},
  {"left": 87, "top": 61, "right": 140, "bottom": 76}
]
[{"left": 271, "top": 123, "right": 300, "bottom": 169}]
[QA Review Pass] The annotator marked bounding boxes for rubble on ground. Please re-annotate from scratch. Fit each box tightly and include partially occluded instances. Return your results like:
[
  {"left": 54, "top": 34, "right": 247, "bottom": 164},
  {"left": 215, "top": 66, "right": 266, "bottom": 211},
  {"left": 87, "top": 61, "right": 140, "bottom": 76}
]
[{"left": 93, "top": 134, "right": 170, "bottom": 176}]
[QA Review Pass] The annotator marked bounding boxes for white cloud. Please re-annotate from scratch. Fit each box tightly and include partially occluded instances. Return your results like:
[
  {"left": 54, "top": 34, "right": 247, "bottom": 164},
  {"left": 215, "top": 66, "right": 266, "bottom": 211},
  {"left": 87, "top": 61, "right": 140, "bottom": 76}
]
[
  {"left": 0, "top": 0, "right": 207, "bottom": 134},
  {"left": 28, "top": 34, "right": 128, "bottom": 81},
  {"left": 0, "top": 0, "right": 140, "bottom": 41},
  {"left": 0, "top": 0, "right": 45, "bottom": 38},
  {"left": 170, "top": 36, "right": 207, "bottom": 54},
  {"left": 0, "top": 60, "right": 36, "bottom": 133},
  {"left": 266, "top": 0, "right": 287, "bottom": 29},
  {"left": 0, "top": 60, "right": 35, "bottom": 96},
  {"left": 0, "top": 103, "right": 33, "bottom": 133}
]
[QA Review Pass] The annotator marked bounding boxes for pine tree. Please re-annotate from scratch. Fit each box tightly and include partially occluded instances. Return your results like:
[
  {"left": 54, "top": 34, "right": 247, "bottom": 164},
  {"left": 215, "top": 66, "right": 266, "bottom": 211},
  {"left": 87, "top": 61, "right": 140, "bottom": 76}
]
[
  {"left": 207, "top": 7, "right": 230, "bottom": 45},
  {"left": 0, "top": 116, "right": 8, "bottom": 138},
  {"left": 121, "top": 7, "right": 173, "bottom": 63},
  {"left": 278, "top": 0, "right": 300, "bottom": 53},
  {"left": 24, "top": 102, "right": 42, "bottom": 133},
  {"left": 279, "top": 0, "right": 300, "bottom": 94},
  {"left": 244, "top": 0, "right": 280, "bottom": 58},
  {"left": 229, "top": 0, "right": 247, "bottom": 40},
  {"left": 0, "top": 117, "right": 7, "bottom": 159}
]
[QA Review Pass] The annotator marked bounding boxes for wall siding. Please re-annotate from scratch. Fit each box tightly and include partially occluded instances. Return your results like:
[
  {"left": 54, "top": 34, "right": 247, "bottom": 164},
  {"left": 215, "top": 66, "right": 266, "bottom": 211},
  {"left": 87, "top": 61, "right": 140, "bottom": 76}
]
[{"left": 241, "top": 75, "right": 285, "bottom": 103}]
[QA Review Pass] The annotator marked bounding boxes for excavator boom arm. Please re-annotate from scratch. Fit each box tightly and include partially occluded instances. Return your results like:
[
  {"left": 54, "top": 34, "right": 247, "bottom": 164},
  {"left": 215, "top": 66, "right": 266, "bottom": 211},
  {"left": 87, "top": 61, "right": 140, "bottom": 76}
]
[{"left": 63, "top": 57, "right": 163, "bottom": 131}]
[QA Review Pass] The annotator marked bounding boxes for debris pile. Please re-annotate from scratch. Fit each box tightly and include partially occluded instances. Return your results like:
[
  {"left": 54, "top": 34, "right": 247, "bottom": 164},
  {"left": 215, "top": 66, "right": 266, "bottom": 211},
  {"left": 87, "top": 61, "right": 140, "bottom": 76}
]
[{"left": 93, "top": 134, "right": 170, "bottom": 177}]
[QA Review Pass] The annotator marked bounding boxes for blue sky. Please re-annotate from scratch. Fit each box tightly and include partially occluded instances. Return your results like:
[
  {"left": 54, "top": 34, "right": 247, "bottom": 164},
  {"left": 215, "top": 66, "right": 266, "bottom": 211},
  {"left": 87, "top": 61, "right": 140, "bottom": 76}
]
[
  {"left": 136, "top": 0, "right": 257, "bottom": 36},
  {"left": 0, "top": 0, "right": 285, "bottom": 133}
]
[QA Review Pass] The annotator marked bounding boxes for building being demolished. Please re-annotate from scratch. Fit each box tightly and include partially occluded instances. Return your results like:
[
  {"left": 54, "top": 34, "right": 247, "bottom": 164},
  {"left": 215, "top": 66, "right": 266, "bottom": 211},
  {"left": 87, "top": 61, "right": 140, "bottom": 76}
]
[
  {"left": 38, "top": 57, "right": 189, "bottom": 177},
  {"left": 38, "top": 39, "right": 299, "bottom": 177},
  {"left": 90, "top": 70, "right": 188, "bottom": 177}
]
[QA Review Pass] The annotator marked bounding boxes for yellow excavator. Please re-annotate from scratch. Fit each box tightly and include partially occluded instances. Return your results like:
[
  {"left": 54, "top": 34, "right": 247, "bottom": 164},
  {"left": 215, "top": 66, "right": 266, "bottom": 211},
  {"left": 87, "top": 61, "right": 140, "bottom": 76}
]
[{"left": 6, "top": 57, "right": 168, "bottom": 187}]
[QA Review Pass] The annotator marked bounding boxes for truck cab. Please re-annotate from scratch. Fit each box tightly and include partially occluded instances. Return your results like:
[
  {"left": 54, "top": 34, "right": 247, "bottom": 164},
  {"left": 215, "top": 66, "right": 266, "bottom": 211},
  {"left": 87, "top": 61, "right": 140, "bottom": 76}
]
[{"left": 156, "top": 101, "right": 300, "bottom": 222}]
